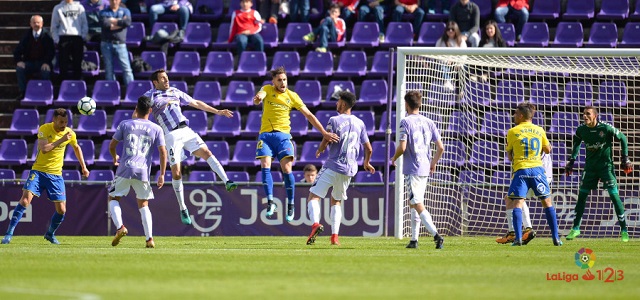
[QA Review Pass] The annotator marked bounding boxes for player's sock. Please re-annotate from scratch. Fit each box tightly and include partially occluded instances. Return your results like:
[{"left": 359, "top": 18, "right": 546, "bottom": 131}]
[
  {"left": 261, "top": 168, "right": 273, "bottom": 200},
  {"left": 506, "top": 208, "right": 514, "bottom": 231},
  {"left": 419, "top": 209, "right": 438, "bottom": 236},
  {"left": 512, "top": 208, "right": 523, "bottom": 242},
  {"left": 5, "top": 203, "right": 26, "bottom": 235},
  {"left": 207, "top": 156, "right": 229, "bottom": 183},
  {"left": 108, "top": 200, "right": 123, "bottom": 229},
  {"left": 307, "top": 200, "right": 321, "bottom": 224},
  {"left": 522, "top": 201, "right": 532, "bottom": 229},
  {"left": 172, "top": 179, "right": 187, "bottom": 211},
  {"left": 283, "top": 172, "right": 295, "bottom": 205},
  {"left": 572, "top": 189, "right": 589, "bottom": 230},
  {"left": 139, "top": 206, "right": 153, "bottom": 241},
  {"left": 608, "top": 189, "right": 628, "bottom": 231},
  {"left": 544, "top": 206, "right": 559, "bottom": 240},
  {"left": 410, "top": 209, "right": 421, "bottom": 241},
  {"left": 330, "top": 205, "right": 342, "bottom": 235},
  {"left": 46, "top": 212, "right": 65, "bottom": 236}
]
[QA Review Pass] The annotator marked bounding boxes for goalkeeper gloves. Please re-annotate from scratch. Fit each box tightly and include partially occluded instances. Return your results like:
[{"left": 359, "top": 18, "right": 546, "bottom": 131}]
[
  {"left": 564, "top": 159, "right": 575, "bottom": 176},
  {"left": 621, "top": 156, "right": 633, "bottom": 175}
]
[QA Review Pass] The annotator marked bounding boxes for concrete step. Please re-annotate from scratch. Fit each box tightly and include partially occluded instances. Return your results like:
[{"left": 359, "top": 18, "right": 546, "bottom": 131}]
[
  {"left": 0, "top": 55, "right": 15, "bottom": 69},
  {"left": 0, "top": 41, "right": 18, "bottom": 55},
  {"left": 0, "top": 0, "right": 58, "bottom": 13},
  {"left": 0, "top": 70, "right": 17, "bottom": 85},
  {"left": 0, "top": 27, "right": 31, "bottom": 41},
  {"left": 0, "top": 12, "right": 52, "bottom": 27}
]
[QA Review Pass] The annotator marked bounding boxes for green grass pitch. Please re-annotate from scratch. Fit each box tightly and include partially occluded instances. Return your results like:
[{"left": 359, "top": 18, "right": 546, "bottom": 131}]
[{"left": 0, "top": 236, "right": 638, "bottom": 299}]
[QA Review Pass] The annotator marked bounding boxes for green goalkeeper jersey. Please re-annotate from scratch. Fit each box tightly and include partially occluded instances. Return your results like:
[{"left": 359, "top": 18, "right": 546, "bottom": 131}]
[{"left": 570, "top": 121, "right": 629, "bottom": 170}]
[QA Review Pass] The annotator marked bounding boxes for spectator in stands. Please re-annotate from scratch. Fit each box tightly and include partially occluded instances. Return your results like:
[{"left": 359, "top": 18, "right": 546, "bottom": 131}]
[
  {"left": 475, "top": 20, "right": 506, "bottom": 82},
  {"left": 435, "top": 21, "right": 466, "bottom": 90},
  {"left": 258, "top": 0, "right": 281, "bottom": 24},
  {"left": 302, "top": 3, "right": 346, "bottom": 53},
  {"left": 393, "top": 0, "right": 425, "bottom": 39},
  {"left": 290, "top": 0, "right": 310, "bottom": 22},
  {"left": 358, "top": 0, "right": 387, "bottom": 42},
  {"left": 229, "top": 0, "right": 265, "bottom": 56},
  {"left": 449, "top": 0, "right": 479, "bottom": 47},
  {"left": 14, "top": 15, "right": 55, "bottom": 101},
  {"left": 494, "top": 0, "right": 529, "bottom": 40},
  {"left": 335, "top": 0, "right": 359, "bottom": 24},
  {"left": 301, "top": 164, "right": 318, "bottom": 183},
  {"left": 100, "top": 0, "right": 133, "bottom": 87},
  {"left": 148, "top": 0, "right": 192, "bottom": 39},
  {"left": 424, "top": 0, "right": 450, "bottom": 15},
  {"left": 51, "top": 0, "right": 88, "bottom": 80},
  {"left": 82, "top": 0, "right": 109, "bottom": 43}
]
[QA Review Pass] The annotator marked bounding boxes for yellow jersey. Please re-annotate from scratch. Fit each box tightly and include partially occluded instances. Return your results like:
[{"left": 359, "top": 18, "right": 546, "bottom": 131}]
[
  {"left": 32, "top": 123, "right": 77, "bottom": 175},
  {"left": 506, "top": 121, "right": 549, "bottom": 172},
  {"left": 258, "top": 85, "right": 305, "bottom": 134}
]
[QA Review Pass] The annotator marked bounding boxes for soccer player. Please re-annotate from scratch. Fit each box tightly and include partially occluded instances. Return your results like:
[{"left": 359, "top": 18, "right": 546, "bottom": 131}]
[
  {"left": 506, "top": 102, "right": 561, "bottom": 246},
  {"left": 144, "top": 69, "right": 238, "bottom": 226},
  {"left": 252, "top": 67, "right": 339, "bottom": 222},
  {"left": 108, "top": 96, "right": 166, "bottom": 248},
  {"left": 300, "top": 164, "right": 318, "bottom": 183},
  {"left": 391, "top": 91, "right": 445, "bottom": 249},
  {"left": 305, "top": 91, "right": 374, "bottom": 246},
  {"left": 564, "top": 106, "right": 633, "bottom": 242},
  {"left": 1, "top": 108, "right": 90, "bottom": 245}
]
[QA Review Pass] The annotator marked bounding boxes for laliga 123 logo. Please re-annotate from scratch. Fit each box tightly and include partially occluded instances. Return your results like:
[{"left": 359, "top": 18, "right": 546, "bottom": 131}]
[{"left": 546, "top": 248, "right": 624, "bottom": 283}]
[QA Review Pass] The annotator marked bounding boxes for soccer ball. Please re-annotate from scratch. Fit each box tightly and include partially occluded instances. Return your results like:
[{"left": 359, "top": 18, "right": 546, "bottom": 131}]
[{"left": 77, "top": 97, "right": 96, "bottom": 116}]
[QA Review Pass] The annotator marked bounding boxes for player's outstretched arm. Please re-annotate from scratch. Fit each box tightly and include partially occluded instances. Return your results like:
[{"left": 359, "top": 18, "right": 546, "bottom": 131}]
[
  {"left": 430, "top": 140, "right": 445, "bottom": 173},
  {"left": 158, "top": 145, "right": 167, "bottom": 188},
  {"left": 363, "top": 142, "right": 375, "bottom": 173},
  {"left": 299, "top": 106, "right": 339, "bottom": 143},
  {"left": 72, "top": 143, "right": 90, "bottom": 179},
  {"left": 253, "top": 90, "right": 266, "bottom": 105},
  {"left": 188, "top": 100, "right": 233, "bottom": 118},
  {"left": 108, "top": 139, "right": 120, "bottom": 166},
  {"left": 391, "top": 140, "right": 407, "bottom": 166}
]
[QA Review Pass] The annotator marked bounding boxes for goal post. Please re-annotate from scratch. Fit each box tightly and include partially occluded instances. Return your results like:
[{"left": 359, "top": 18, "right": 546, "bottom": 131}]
[{"left": 394, "top": 47, "right": 640, "bottom": 239}]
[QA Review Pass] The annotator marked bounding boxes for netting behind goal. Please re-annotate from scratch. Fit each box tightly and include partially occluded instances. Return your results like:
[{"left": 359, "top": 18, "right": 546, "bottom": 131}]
[{"left": 394, "top": 48, "right": 640, "bottom": 239}]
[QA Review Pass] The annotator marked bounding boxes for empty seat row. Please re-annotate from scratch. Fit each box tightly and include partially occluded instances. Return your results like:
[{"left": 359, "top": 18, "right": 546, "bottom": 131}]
[{"left": 518, "top": 21, "right": 640, "bottom": 48}]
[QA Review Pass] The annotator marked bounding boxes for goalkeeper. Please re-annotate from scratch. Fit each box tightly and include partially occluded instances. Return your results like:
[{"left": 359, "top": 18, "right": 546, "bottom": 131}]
[{"left": 564, "top": 106, "right": 633, "bottom": 242}]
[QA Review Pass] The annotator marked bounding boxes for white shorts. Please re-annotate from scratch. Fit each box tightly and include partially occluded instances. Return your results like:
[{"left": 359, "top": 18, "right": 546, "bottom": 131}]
[
  {"left": 309, "top": 167, "right": 352, "bottom": 201},
  {"left": 108, "top": 177, "right": 154, "bottom": 200},
  {"left": 406, "top": 174, "right": 429, "bottom": 205},
  {"left": 165, "top": 127, "right": 204, "bottom": 166}
]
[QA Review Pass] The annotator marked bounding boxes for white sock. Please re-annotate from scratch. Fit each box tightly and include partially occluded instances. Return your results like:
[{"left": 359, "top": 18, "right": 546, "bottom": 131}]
[
  {"left": 307, "top": 200, "right": 321, "bottom": 224},
  {"left": 139, "top": 206, "right": 152, "bottom": 240},
  {"left": 172, "top": 179, "right": 187, "bottom": 211},
  {"left": 419, "top": 209, "right": 438, "bottom": 236},
  {"left": 109, "top": 200, "right": 123, "bottom": 229},
  {"left": 207, "top": 156, "right": 229, "bottom": 183},
  {"left": 410, "top": 209, "right": 421, "bottom": 241},
  {"left": 522, "top": 201, "right": 532, "bottom": 228},
  {"left": 506, "top": 208, "right": 514, "bottom": 231},
  {"left": 330, "top": 204, "right": 342, "bottom": 235}
]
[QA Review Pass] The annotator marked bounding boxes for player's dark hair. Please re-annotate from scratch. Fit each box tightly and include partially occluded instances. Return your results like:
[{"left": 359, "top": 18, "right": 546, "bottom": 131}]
[
  {"left": 516, "top": 102, "right": 536, "bottom": 120},
  {"left": 584, "top": 105, "right": 598, "bottom": 115},
  {"left": 136, "top": 96, "right": 153, "bottom": 116},
  {"left": 329, "top": 3, "right": 340, "bottom": 11},
  {"left": 150, "top": 69, "right": 166, "bottom": 82},
  {"left": 270, "top": 66, "right": 286, "bottom": 78},
  {"left": 303, "top": 164, "right": 317, "bottom": 172},
  {"left": 53, "top": 108, "right": 67, "bottom": 118},
  {"left": 338, "top": 91, "right": 356, "bottom": 109},
  {"left": 404, "top": 91, "right": 422, "bottom": 110}
]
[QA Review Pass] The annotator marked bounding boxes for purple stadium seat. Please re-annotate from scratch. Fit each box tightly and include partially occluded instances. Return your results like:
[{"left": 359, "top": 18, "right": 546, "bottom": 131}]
[
  {"left": 282, "top": 23, "right": 312, "bottom": 49},
  {"left": 599, "top": 113, "right": 615, "bottom": 125},
  {"left": 416, "top": 22, "right": 445, "bottom": 46},
  {"left": 260, "top": 22, "right": 278, "bottom": 48},
  {"left": 189, "top": 171, "right": 217, "bottom": 182},
  {"left": 181, "top": 22, "right": 212, "bottom": 49},
  {"left": 148, "top": 22, "right": 178, "bottom": 49},
  {"left": 9, "top": 109, "right": 39, "bottom": 136},
  {"left": 21, "top": 169, "right": 31, "bottom": 179},
  {"left": 230, "top": 140, "right": 260, "bottom": 167},
  {"left": 518, "top": 22, "right": 549, "bottom": 47},
  {"left": 479, "top": 111, "right": 511, "bottom": 137},
  {"left": 529, "top": 81, "right": 559, "bottom": 107},
  {"left": 300, "top": 51, "right": 333, "bottom": 77},
  {"left": 169, "top": 80, "right": 188, "bottom": 93},
  {"left": 202, "top": 51, "right": 234, "bottom": 78},
  {"left": 620, "top": 22, "right": 640, "bottom": 47},
  {"left": 472, "top": 0, "right": 493, "bottom": 19},
  {"left": 82, "top": 51, "right": 100, "bottom": 77},
  {"left": 382, "top": 22, "right": 413, "bottom": 47},
  {"left": 309, "top": 110, "right": 337, "bottom": 137},
  {"left": 369, "top": 51, "right": 394, "bottom": 78},
  {"left": 45, "top": 109, "right": 73, "bottom": 127},
  {"left": 55, "top": 80, "right": 87, "bottom": 106},
  {"left": 562, "top": 0, "right": 595, "bottom": 20},
  {"left": 298, "top": 141, "right": 328, "bottom": 165},
  {"left": 348, "top": 22, "right": 380, "bottom": 48},
  {"left": 430, "top": 171, "right": 452, "bottom": 183},
  {"left": 599, "top": 81, "right": 627, "bottom": 107},
  {"left": 294, "top": 80, "right": 321, "bottom": 106},
  {"left": 597, "top": 0, "right": 629, "bottom": 20},
  {"left": 370, "top": 141, "right": 394, "bottom": 166},
  {"left": 193, "top": 81, "right": 222, "bottom": 106},
  {"left": 196, "top": 140, "right": 230, "bottom": 166},
  {"left": 208, "top": 112, "right": 241, "bottom": 137},
  {"left": 191, "top": 0, "right": 223, "bottom": 21},
  {"left": 271, "top": 51, "right": 300, "bottom": 76},
  {"left": 108, "top": 110, "right": 133, "bottom": 134},
  {"left": 122, "top": 80, "right": 153, "bottom": 107},
  {"left": 62, "top": 170, "right": 81, "bottom": 181},
  {"left": 358, "top": 79, "right": 387, "bottom": 106},
  {"left": 242, "top": 111, "right": 262, "bottom": 137},
  {"left": 497, "top": 23, "right": 516, "bottom": 46},
  {"left": 139, "top": 51, "right": 166, "bottom": 78},
  {"left": 444, "top": 110, "right": 478, "bottom": 137},
  {"left": 376, "top": 110, "right": 397, "bottom": 137},
  {"left": 223, "top": 81, "right": 254, "bottom": 107},
  {"left": 468, "top": 140, "right": 500, "bottom": 168},
  {"left": 76, "top": 109, "right": 107, "bottom": 136},
  {"left": 335, "top": 51, "right": 367, "bottom": 77},
  {"left": 548, "top": 112, "right": 581, "bottom": 135},
  {"left": 170, "top": 51, "right": 200, "bottom": 77},
  {"left": 586, "top": 22, "right": 618, "bottom": 48},
  {"left": 22, "top": 80, "right": 53, "bottom": 106},
  {"left": 155, "top": 170, "right": 173, "bottom": 182},
  {"left": 355, "top": 171, "right": 383, "bottom": 183},
  {"left": 550, "top": 141, "right": 568, "bottom": 168},
  {"left": 562, "top": 81, "right": 594, "bottom": 106},
  {"left": 495, "top": 79, "right": 525, "bottom": 107},
  {"left": 427, "top": 82, "right": 457, "bottom": 107},
  {"left": 633, "top": 0, "right": 640, "bottom": 20},
  {"left": 255, "top": 170, "right": 283, "bottom": 183},
  {"left": 441, "top": 140, "right": 467, "bottom": 167},
  {"left": 183, "top": 110, "right": 208, "bottom": 136},
  {"left": 0, "top": 169, "right": 16, "bottom": 180},
  {"left": 289, "top": 110, "right": 309, "bottom": 137},
  {"left": 227, "top": 171, "right": 250, "bottom": 183},
  {"left": 126, "top": 22, "right": 145, "bottom": 47},
  {"left": 92, "top": 80, "right": 120, "bottom": 107},
  {"left": 64, "top": 139, "right": 95, "bottom": 166},
  {"left": 210, "top": 23, "right": 232, "bottom": 50},
  {"left": 460, "top": 80, "right": 491, "bottom": 107},
  {"left": 352, "top": 110, "right": 375, "bottom": 136},
  {"left": 529, "top": 0, "right": 561, "bottom": 20},
  {"left": 236, "top": 51, "right": 267, "bottom": 77},
  {"left": 88, "top": 170, "right": 114, "bottom": 181},
  {"left": 552, "top": 22, "right": 583, "bottom": 47},
  {"left": 95, "top": 140, "right": 122, "bottom": 166},
  {"left": 0, "top": 139, "right": 27, "bottom": 165},
  {"left": 491, "top": 171, "right": 511, "bottom": 185},
  {"left": 323, "top": 80, "right": 355, "bottom": 107},
  {"left": 292, "top": 170, "right": 305, "bottom": 182}
]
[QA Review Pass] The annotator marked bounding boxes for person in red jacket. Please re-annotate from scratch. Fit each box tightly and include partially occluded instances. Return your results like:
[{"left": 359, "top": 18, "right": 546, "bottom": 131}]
[
  {"left": 494, "top": 0, "right": 529, "bottom": 39},
  {"left": 228, "top": 0, "right": 264, "bottom": 55}
]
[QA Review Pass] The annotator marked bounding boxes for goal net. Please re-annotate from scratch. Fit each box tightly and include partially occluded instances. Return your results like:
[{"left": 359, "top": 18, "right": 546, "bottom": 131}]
[{"left": 394, "top": 48, "right": 640, "bottom": 239}]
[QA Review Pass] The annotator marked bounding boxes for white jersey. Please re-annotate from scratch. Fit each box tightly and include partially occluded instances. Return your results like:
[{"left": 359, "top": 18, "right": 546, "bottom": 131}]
[{"left": 144, "top": 87, "right": 194, "bottom": 135}]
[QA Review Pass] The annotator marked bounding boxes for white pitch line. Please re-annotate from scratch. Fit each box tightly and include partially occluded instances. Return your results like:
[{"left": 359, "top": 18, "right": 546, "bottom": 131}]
[{"left": 0, "top": 287, "right": 101, "bottom": 300}]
